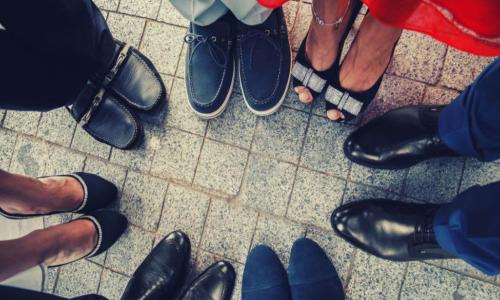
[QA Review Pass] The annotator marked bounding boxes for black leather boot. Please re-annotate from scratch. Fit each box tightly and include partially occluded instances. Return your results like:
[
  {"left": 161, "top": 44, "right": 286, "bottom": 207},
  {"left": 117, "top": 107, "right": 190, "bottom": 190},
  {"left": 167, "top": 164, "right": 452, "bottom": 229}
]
[
  {"left": 344, "top": 105, "right": 459, "bottom": 169},
  {"left": 180, "top": 261, "right": 236, "bottom": 300},
  {"left": 331, "top": 199, "right": 455, "bottom": 261},
  {"left": 121, "top": 231, "right": 191, "bottom": 300}
]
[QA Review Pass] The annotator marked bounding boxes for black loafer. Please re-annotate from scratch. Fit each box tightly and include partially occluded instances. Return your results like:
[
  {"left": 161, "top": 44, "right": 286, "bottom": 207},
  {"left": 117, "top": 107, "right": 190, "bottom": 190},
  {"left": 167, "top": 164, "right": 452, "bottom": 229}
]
[
  {"left": 0, "top": 172, "right": 117, "bottom": 219},
  {"left": 121, "top": 231, "right": 191, "bottom": 300},
  {"left": 236, "top": 8, "right": 291, "bottom": 116},
  {"left": 180, "top": 261, "right": 236, "bottom": 300},
  {"left": 331, "top": 199, "right": 455, "bottom": 261},
  {"left": 50, "top": 209, "right": 128, "bottom": 268},
  {"left": 185, "top": 13, "right": 235, "bottom": 119},
  {"left": 344, "top": 105, "right": 459, "bottom": 169}
]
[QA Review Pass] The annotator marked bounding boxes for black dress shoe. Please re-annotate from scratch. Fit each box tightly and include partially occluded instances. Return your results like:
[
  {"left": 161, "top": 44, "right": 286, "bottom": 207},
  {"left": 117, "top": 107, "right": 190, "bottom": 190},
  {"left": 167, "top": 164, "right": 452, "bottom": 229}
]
[
  {"left": 180, "top": 261, "right": 236, "bottom": 300},
  {"left": 236, "top": 8, "right": 291, "bottom": 116},
  {"left": 0, "top": 172, "right": 117, "bottom": 219},
  {"left": 185, "top": 13, "right": 235, "bottom": 119},
  {"left": 331, "top": 199, "right": 455, "bottom": 261},
  {"left": 121, "top": 231, "right": 191, "bottom": 300},
  {"left": 344, "top": 105, "right": 459, "bottom": 169}
]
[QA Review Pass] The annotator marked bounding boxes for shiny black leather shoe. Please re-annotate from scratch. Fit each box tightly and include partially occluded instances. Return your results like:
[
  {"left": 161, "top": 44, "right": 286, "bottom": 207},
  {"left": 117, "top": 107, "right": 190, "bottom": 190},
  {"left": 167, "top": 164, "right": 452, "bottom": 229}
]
[
  {"left": 185, "top": 13, "right": 235, "bottom": 119},
  {"left": 331, "top": 199, "right": 455, "bottom": 261},
  {"left": 121, "top": 231, "right": 191, "bottom": 300},
  {"left": 0, "top": 172, "right": 117, "bottom": 219},
  {"left": 236, "top": 8, "right": 291, "bottom": 116},
  {"left": 180, "top": 261, "right": 236, "bottom": 300},
  {"left": 344, "top": 105, "right": 459, "bottom": 169}
]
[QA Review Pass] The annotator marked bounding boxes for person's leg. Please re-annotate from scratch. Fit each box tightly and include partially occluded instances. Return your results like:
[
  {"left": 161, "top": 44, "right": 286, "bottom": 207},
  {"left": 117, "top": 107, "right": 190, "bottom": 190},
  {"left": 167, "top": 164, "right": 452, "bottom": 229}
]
[
  {"left": 439, "top": 58, "right": 500, "bottom": 162},
  {"left": 434, "top": 182, "right": 500, "bottom": 276},
  {"left": 0, "top": 219, "right": 97, "bottom": 282},
  {"left": 0, "top": 169, "right": 83, "bottom": 216},
  {"left": 169, "top": 0, "right": 229, "bottom": 26},
  {"left": 0, "top": 0, "right": 115, "bottom": 111},
  {"left": 220, "top": 0, "right": 272, "bottom": 25}
]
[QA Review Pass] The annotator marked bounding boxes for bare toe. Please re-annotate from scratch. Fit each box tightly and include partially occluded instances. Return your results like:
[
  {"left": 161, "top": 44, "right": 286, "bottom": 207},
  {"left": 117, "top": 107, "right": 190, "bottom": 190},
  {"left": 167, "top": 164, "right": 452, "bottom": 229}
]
[
  {"left": 327, "top": 109, "right": 345, "bottom": 121},
  {"left": 298, "top": 88, "right": 313, "bottom": 104}
]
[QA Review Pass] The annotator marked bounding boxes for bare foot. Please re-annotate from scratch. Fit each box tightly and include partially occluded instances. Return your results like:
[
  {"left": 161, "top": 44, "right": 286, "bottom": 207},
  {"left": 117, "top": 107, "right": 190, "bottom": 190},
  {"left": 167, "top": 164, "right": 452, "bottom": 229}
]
[
  {"left": 295, "top": 0, "right": 358, "bottom": 104},
  {"left": 327, "top": 14, "right": 402, "bottom": 121},
  {"left": 1, "top": 176, "right": 84, "bottom": 215},
  {"left": 42, "top": 219, "right": 97, "bottom": 266}
]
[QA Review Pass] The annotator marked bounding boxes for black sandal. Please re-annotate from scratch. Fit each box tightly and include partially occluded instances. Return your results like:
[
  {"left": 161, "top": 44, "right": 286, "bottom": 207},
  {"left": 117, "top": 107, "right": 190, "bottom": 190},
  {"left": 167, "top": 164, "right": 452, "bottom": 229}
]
[
  {"left": 48, "top": 209, "right": 127, "bottom": 268},
  {"left": 324, "top": 13, "right": 400, "bottom": 124},
  {"left": 68, "top": 41, "right": 166, "bottom": 149},
  {"left": 292, "top": 1, "right": 362, "bottom": 102},
  {"left": 0, "top": 172, "right": 117, "bottom": 219}
]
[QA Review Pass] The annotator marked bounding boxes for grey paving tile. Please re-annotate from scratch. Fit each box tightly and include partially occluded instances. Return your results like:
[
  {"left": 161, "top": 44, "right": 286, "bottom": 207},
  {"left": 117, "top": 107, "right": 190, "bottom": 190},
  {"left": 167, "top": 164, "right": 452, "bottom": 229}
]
[
  {"left": 440, "top": 47, "right": 494, "bottom": 90},
  {"left": 165, "top": 78, "right": 208, "bottom": 135},
  {"left": 120, "top": 171, "right": 168, "bottom": 231},
  {"left": 400, "top": 262, "right": 460, "bottom": 299},
  {"left": 94, "top": 0, "right": 120, "bottom": 11},
  {"left": 350, "top": 164, "right": 406, "bottom": 193},
  {"left": 347, "top": 252, "right": 406, "bottom": 300},
  {"left": 106, "top": 225, "right": 155, "bottom": 276},
  {"left": 118, "top": 0, "right": 161, "bottom": 19},
  {"left": 43, "top": 267, "right": 59, "bottom": 293},
  {"left": 200, "top": 200, "right": 258, "bottom": 263},
  {"left": 0, "top": 128, "right": 16, "bottom": 169},
  {"left": 110, "top": 128, "right": 156, "bottom": 173},
  {"left": 3, "top": 111, "right": 41, "bottom": 135},
  {"left": 250, "top": 215, "right": 306, "bottom": 265},
  {"left": 301, "top": 116, "right": 352, "bottom": 176},
  {"left": 387, "top": 31, "right": 447, "bottom": 84},
  {"left": 194, "top": 140, "right": 248, "bottom": 195},
  {"left": 150, "top": 127, "right": 203, "bottom": 182},
  {"left": 174, "top": 44, "right": 187, "bottom": 79},
  {"left": 37, "top": 108, "right": 76, "bottom": 147},
  {"left": 71, "top": 126, "right": 111, "bottom": 159},
  {"left": 157, "top": 0, "right": 189, "bottom": 27},
  {"left": 404, "top": 158, "right": 464, "bottom": 203},
  {"left": 306, "top": 228, "right": 356, "bottom": 285},
  {"left": 252, "top": 107, "right": 308, "bottom": 164},
  {"left": 207, "top": 93, "right": 257, "bottom": 149},
  {"left": 157, "top": 184, "right": 210, "bottom": 248},
  {"left": 460, "top": 159, "right": 500, "bottom": 192},
  {"left": 140, "top": 21, "right": 186, "bottom": 76},
  {"left": 55, "top": 260, "right": 102, "bottom": 298},
  {"left": 107, "top": 13, "right": 146, "bottom": 48},
  {"left": 98, "top": 269, "right": 130, "bottom": 300},
  {"left": 0, "top": 110, "right": 5, "bottom": 124},
  {"left": 239, "top": 154, "right": 295, "bottom": 216},
  {"left": 342, "top": 182, "right": 390, "bottom": 204},
  {"left": 442, "top": 259, "right": 498, "bottom": 283},
  {"left": 421, "top": 86, "right": 460, "bottom": 105},
  {"left": 195, "top": 250, "right": 244, "bottom": 300},
  {"left": 456, "top": 276, "right": 500, "bottom": 299},
  {"left": 287, "top": 168, "right": 345, "bottom": 229}
]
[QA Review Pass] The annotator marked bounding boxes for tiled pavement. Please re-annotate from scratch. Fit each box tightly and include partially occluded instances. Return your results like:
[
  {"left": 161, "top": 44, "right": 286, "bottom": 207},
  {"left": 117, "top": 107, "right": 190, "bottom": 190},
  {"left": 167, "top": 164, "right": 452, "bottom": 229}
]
[{"left": 2, "top": 0, "right": 499, "bottom": 299}]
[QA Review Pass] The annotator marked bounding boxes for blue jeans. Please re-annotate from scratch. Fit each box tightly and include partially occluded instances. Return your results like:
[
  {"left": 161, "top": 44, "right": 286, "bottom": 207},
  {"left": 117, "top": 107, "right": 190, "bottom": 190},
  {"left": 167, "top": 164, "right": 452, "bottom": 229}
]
[
  {"left": 0, "top": 0, "right": 114, "bottom": 111},
  {"left": 435, "top": 58, "right": 500, "bottom": 275}
]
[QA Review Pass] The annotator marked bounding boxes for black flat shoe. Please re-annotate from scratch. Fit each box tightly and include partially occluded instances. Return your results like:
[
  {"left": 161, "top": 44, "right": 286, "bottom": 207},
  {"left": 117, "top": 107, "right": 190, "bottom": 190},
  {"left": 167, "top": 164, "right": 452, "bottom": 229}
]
[
  {"left": 344, "top": 105, "right": 459, "bottom": 169},
  {"left": 324, "top": 13, "right": 398, "bottom": 123},
  {"left": 292, "top": 1, "right": 362, "bottom": 102},
  {"left": 331, "top": 199, "right": 455, "bottom": 261},
  {"left": 50, "top": 209, "right": 128, "bottom": 268},
  {"left": 121, "top": 231, "right": 191, "bottom": 300},
  {"left": 180, "top": 261, "right": 236, "bottom": 300},
  {"left": 0, "top": 172, "right": 117, "bottom": 219}
]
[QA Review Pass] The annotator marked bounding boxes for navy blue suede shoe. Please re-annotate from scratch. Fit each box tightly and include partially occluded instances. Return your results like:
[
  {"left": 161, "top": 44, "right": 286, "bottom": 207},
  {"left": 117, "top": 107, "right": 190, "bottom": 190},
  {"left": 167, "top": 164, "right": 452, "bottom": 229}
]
[
  {"left": 185, "top": 13, "right": 235, "bottom": 119},
  {"left": 236, "top": 8, "right": 291, "bottom": 116},
  {"left": 243, "top": 245, "right": 291, "bottom": 300},
  {"left": 288, "top": 238, "right": 345, "bottom": 300}
]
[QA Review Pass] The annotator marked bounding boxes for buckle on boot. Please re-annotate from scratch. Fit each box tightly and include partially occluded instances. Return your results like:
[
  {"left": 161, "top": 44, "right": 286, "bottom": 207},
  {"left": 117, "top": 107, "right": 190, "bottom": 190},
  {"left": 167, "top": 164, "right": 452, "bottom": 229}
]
[
  {"left": 80, "top": 88, "right": 105, "bottom": 126},
  {"left": 103, "top": 44, "right": 131, "bottom": 86}
]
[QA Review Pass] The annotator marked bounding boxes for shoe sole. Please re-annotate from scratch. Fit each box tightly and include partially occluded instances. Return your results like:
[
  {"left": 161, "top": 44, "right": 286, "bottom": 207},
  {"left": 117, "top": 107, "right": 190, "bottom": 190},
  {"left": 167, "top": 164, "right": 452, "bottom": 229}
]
[
  {"left": 239, "top": 44, "right": 292, "bottom": 117},
  {"left": 187, "top": 56, "right": 236, "bottom": 120}
]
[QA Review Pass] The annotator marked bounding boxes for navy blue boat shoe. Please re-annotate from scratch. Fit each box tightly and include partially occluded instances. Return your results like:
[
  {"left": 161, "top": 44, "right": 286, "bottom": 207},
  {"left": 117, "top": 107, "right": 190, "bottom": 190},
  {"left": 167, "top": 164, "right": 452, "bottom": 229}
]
[
  {"left": 236, "top": 8, "right": 291, "bottom": 116},
  {"left": 243, "top": 245, "right": 291, "bottom": 300},
  {"left": 288, "top": 238, "right": 345, "bottom": 300},
  {"left": 0, "top": 172, "right": 118, "bottom": 219},
  {"left": 185, "top": 13, "right": 236, "bottom": 119}
]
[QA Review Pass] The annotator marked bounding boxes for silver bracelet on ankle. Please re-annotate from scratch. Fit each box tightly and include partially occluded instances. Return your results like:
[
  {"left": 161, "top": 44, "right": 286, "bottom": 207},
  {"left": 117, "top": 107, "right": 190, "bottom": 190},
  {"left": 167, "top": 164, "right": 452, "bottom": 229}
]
[{"left": 312, "top": 0, "right": 351, "bottom": 29}]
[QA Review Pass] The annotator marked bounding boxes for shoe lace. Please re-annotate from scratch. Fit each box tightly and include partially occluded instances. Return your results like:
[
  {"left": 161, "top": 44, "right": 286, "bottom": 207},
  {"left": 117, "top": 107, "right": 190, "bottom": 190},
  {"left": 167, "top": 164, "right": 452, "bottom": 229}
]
[
  {"left": 184, "top": 33, "right": 230, "bottom": 68},
  {"left": 237, "top": 28, "right": 283, "bottom": 70}
]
